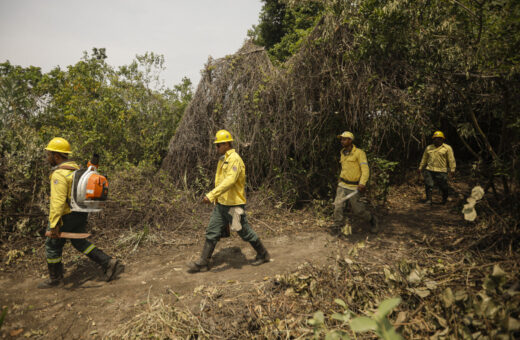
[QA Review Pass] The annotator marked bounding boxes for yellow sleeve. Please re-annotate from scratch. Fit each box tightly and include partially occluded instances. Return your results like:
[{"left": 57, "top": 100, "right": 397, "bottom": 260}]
[
  {"left": 49, "top": 172, "right": 68, "bottom": 228},
  {"left": 447, "top": 146, "right": 456, "bottom": 172},
  {"left": 358, "top": 150, "right": 370, "bottom": 186},
  {"left": 206, "top": 158, "right": 241, "bottom": 202},
  {"left": 419, "top": 147, "right": 429, "bottom": 170}
]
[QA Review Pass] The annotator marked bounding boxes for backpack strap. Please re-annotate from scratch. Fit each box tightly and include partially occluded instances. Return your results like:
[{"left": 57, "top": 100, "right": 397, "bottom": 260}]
[{"left": 56, "top": 165, "right": 78, "bottom": 171}]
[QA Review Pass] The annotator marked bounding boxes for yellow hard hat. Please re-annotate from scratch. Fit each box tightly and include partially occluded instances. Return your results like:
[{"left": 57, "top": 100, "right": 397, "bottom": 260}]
[
  {"left": 45, "top": 137, "right": 72, "bottom": 154},
  {"left": 432, "top": 131, "right": 445, "bottom": 139},
  {"left": 214, "top": 129, "right": 234, "bottom": 144},
  {"left": 337, "top": 131, "right": 354, "bottom": 140}
]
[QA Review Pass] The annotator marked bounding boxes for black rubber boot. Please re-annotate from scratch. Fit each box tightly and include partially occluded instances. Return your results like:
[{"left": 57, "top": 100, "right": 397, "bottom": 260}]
[
  {"left": 249, "top": 239, "right": 270, "bottom": 266},
  {"left": 187, "top": 239, "right": 216, "bottom": 273},
  {"left": 369, "top": 215, "right": 380, "bottom": 234},
  {"left": 330, "top": 223, "right": 343, "bottom": 236},
  {"left": 87, "top": 248, "right": 123, "bottom": 281},
  {"left": 104, "top": 258, "right": 124, "bottom": 282},
  {"left": 37, "top": 262, "right": 64, "bottom": 289},
  {"left": 441, "top": 191, "right": 448, "bottom": 204},
  {"left": 424, "top": 188, "right": 433, "bottom": 205}
]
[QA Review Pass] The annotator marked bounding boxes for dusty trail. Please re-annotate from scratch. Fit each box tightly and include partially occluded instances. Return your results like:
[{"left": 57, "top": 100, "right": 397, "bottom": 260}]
[
  {"left": 0, "top": 188, "right": 464, "bottom": 339},
  {"left": 0, "top": 232, "right": 338, "bottom": 338}
]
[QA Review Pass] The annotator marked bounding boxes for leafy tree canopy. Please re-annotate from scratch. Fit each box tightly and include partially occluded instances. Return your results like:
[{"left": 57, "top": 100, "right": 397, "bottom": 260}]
[{"left": 249, "top": 0, "right": 325, "bottom": 62}]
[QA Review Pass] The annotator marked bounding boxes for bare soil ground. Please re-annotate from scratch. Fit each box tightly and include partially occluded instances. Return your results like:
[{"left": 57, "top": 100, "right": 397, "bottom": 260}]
[{"left": 0, "top": 184, "right": 485, "bottom": 339}]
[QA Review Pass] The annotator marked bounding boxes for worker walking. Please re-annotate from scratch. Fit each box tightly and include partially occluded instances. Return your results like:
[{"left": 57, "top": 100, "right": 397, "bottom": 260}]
[
  {"left": 188, "top": 130, "right": 270, "bottom": 273},
  {"left": 38, "top": 137, "right": 123, "bottom": 288},
  {"left": 332, "top": 131, "right": 379, "bottom": 234},
  {"left": 418, "top": 131, "right": 456, "bottom": 204}
]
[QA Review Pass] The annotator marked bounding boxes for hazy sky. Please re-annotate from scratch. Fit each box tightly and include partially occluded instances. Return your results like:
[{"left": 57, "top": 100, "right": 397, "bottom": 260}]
[{"left": 0, "top": 0, "right": 263, "bottom": 88}]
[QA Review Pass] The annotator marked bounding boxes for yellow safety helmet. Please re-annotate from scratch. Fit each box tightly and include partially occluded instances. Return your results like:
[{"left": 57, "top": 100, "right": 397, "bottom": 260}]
[
  {"left": 45, "top": 137, "right": 72, "bottom": 154},
  {"left": 432, "top": 131, "right": 445, "bottom": 139},
  {"left": 337, "top": 131, "right": 354, "bottom": 140},
  {"left": 214, "top": 129, "right": 234, "bottom": 144}
]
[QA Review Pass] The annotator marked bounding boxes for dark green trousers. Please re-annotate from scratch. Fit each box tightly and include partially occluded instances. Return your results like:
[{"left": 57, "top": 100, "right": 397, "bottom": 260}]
[
  {"left": 205, "top": 204, "right": 259, "bottom": 243},
  {"left": 424, "top": 170, "right": 449, "bottom": 196},
  {"left": 45, "top": 212, "right": 97, "bottom": 264}
]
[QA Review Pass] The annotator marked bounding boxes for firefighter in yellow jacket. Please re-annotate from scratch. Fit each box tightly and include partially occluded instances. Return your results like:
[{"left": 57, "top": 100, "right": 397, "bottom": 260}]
[
  {"left": 418, "top": 131, "right": 456, "bottom": 204},
  {"left": 188, "top": 130, "right": 270, "bottom": 273},
  {"left": 333, "top": 131, "right": 379, "bottom": 234},
  {"left": 39, "top": 137, "right": 123, "bottom": 288}
]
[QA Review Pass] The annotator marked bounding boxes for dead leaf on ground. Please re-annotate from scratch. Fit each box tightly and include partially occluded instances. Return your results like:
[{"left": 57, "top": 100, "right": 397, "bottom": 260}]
[
  {"left": 395, "top": 311, "right": 407, "bottom": 325},
  {"left": 10, "top": 329, "right": 23, "bottom": 337}
]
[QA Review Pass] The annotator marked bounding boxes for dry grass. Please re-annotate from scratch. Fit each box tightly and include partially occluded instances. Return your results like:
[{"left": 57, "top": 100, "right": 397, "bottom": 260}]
[
  {"left": 103, "top": 207, "right": 520, "bottom": 339},
  {"left": 105, "top": 296, "right": 207, "bottom": 339}
]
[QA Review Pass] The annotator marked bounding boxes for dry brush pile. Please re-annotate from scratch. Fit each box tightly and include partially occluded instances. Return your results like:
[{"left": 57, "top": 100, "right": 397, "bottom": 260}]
[
  {"left": 163, "top": 0, "right": 520, "bottom": 208},
  {"left": 162, "top": 16, "right": 424, "bottom": 204}
]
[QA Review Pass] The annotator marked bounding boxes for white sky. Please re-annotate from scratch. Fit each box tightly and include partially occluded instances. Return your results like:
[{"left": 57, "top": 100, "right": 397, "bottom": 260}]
[{"left": 0, "top": 0, "right": 263, "bottom": 88}]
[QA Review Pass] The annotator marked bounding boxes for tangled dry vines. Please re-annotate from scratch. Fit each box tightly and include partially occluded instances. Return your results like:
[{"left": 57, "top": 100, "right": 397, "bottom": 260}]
[{"left": 162, "top": 15, "right": 428, "bottom": 201}]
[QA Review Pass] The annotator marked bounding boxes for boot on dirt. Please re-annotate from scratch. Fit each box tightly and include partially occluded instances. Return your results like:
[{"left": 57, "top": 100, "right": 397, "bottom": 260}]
[
  {"left": 187, "top": 239, "right": 216, "bottom": 273},
  {"left": 37, "top": 262, "right": 64, "bottom": 289},
  {"left": 104, "top": 258, "right": 124, "bottom": 282},
  {"left": 441, "top": 191, "right": 448, "bottom": 205},
  {"left": 424, "top": 188, "right": 433, "bottom": 205},
  {"left": 249, "top": 239, "right": 270, "bottom": 266},
  {"left": 87, "top": 248, "right": 124, "bottom": 282},
  {"left": 369, "top": 215, "right": 380, "bottom": 234},
  {"left": 330, "top": 223, "right": 343, "bottom": 236}
]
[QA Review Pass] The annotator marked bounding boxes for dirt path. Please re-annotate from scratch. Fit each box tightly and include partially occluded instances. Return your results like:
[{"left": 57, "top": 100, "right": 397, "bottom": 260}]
[
  {"left": 1, "top": 231, "right": 341, "bottom": 339},
  {"left": 0, "top": 187, "right": 466, "bottom": 339}
]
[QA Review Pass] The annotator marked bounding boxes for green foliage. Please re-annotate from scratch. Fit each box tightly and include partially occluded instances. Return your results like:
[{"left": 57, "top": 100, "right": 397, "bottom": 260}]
[
  {"left": 367, "top": 157, "right": 399, "bottom": 205},
  {"left": 240, "top": 0, "right": 520, "bottom": 201},
  {"left": 261, "top": 253, "right": 520, "bottom": 339},
  {"left": 308, "top": 297, "right": 403, "bottom": 339},
  {"left": 249, "top": 0, "right": 287, "bottom": 49},
  {"left": 384, "top": 260, "right": 520, "bottom": 338},
  {"left": 35, "top": 50, "right": 192, "bottom": 167},
  {"left": 0, "top": 307, "right": 7, "bottom": 330},
  {"left": 249, "top": 0, "right": 325, "bottom": 62},
  {"left": 0, "top": 62, "right": 49, "bottom": 236},
  {"left": 342, "top": 0, "right": 520, "bottom": 186},
  {"left": 190, "top": 165, "right": 212, "bottom": 197},
  {"left": 0, "top": 49, "right": 192, "bottom": 236}
]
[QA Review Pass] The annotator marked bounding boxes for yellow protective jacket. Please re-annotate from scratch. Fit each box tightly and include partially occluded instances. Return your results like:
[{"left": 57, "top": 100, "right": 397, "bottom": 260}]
[
  {"left": 419, "top": 143, "right": 456, "bottom": 173},
  {"left": 338, "top": 145, "right": 370, "bottom": 190},
  {"left": 206, "top": 149, "right": 246, "bottom": 205},
  {"left": 48, "top": 161, "right": 80, "bottom": 228}
]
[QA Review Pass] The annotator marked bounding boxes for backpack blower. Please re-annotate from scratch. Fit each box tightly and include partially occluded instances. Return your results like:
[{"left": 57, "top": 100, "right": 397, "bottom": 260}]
[{"left": 70, "top": 153, "right": 109, "bottom": 213}]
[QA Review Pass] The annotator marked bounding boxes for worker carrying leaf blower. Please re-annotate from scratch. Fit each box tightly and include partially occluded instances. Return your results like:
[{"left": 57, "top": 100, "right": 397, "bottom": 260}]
[
  {"left": 38, "top": 137, "right": 124, "bottom": 288},
  {"left": 187, "top": 129, "right": 270, "bottom": 273},
  {"left": 332, "top": 131, "right": 379, "bottom": 235}
]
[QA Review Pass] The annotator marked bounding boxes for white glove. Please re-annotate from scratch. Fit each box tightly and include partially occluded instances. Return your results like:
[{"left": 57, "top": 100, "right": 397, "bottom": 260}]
[{"left": 229, "top": 207, "right": 244, "bottom": 231}]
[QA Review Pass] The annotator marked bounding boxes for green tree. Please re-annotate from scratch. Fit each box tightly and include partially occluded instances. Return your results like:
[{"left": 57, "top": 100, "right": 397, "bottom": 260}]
[
  {"left": 250, "top": 0, "right": 325, "bottom": 62},
  {"left": 36, "top": 48, "right": 192, "bottom": 167},
  {"left": 1, "top": 48, "right": 193, "bottom": 236}
]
